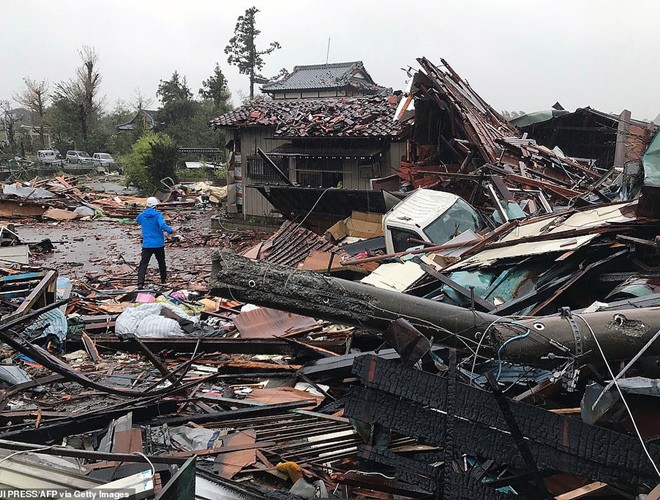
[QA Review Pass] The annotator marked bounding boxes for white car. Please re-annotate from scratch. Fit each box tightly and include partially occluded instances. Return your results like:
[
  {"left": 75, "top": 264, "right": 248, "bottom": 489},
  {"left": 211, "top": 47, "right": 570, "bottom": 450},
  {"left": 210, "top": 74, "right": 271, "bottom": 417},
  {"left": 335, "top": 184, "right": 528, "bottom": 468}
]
[
  {"left": 37, "top": 149, "right": 64, "bottom": 167},
  {"left": 66, "top": 150, "right": 92, "bottom": 164},
  {"left": 92, "top": 153, "right": 115, "bottom": 166}
]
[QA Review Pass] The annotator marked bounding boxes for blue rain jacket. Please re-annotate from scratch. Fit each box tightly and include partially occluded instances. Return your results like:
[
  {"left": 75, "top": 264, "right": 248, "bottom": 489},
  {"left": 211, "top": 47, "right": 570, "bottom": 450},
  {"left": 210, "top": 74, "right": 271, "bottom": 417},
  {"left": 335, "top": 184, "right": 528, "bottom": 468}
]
[{"left": 135, "top": 207, "right": 173, "bottom": 248}]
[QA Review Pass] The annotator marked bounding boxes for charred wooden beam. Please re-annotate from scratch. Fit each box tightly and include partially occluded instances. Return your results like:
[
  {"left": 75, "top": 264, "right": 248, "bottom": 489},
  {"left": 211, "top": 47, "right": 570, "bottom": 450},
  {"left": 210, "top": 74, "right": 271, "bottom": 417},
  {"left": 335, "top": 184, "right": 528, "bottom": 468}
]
[
  {"left": 347, "top": 355, "right": 660, "bottom": 485},
  {"left": 359, "top": 444, "right": 513, "bottom": 499},
  {"left": 345, "top": 386, "right": 526, "bottom": 468},
  {"left": 357, "top": 445, "right": 439, "bottom": 494},
  {"left": 73, "top": 336, "right": 345, "bottom": 356}
]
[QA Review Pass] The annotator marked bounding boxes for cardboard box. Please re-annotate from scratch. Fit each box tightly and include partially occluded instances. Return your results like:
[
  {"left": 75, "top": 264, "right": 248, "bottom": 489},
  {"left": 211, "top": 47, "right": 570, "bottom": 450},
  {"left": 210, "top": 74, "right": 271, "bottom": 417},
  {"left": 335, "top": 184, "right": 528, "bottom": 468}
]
[{"left": 325, "top": 211, "right": 383, "bottom": 242}]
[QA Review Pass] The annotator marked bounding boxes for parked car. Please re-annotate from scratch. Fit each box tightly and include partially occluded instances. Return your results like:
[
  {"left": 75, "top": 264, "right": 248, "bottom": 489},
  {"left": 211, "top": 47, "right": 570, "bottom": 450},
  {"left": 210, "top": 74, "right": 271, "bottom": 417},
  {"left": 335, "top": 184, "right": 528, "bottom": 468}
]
[
  {"left": 36, "top": 149, "right": 64, "bottom": 167},
  {"left": 92, "top": 152, "right": 115, "bottom": 167},
  {"left": 66, "top": 150, "right": 92, "bottom": 164}
]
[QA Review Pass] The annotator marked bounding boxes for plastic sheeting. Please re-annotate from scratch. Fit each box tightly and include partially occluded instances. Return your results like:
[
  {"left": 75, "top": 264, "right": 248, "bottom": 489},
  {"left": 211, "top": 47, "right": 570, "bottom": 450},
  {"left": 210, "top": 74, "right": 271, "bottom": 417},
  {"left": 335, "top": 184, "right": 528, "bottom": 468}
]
[
  {"left": 26, "top": 308, "right": 68, "bottom": 343},
  {"left": 115, "top": 302, "right": 199, "bottom": 338},
  {"left": 643, "top": 129, "right": 660, "bottom": 186},
  {"left": 169, "top": 425, "right": 226, "bottom": 451}
]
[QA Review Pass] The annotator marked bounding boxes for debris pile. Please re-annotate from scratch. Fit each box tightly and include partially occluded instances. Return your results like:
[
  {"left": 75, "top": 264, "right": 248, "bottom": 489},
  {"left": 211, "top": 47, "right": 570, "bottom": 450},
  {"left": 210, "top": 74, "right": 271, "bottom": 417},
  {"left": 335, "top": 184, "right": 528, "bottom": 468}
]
[{"left": 0, "top": 55, "right": 659, "bottom": 499}]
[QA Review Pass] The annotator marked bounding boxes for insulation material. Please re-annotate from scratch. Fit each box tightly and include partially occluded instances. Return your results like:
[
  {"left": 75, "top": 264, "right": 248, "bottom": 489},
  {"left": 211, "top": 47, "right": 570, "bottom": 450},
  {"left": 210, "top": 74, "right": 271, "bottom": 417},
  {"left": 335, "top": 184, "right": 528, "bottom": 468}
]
[{"left": 360, "top": 260, "right": 426, "bottom": 292}]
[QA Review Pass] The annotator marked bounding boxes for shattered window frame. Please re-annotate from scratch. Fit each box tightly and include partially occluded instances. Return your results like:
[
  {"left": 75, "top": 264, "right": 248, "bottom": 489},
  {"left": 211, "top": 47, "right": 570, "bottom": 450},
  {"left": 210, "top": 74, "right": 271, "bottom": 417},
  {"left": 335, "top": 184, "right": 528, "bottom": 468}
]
[
  {"left": 389, "top": 226, "right": 424, "bottom": 252},
  {"left": 296, "top": 157, "right": 344, "bottom": 188},
  {"left": 247, "top": 155, "right": 288, "bottom": 183}
]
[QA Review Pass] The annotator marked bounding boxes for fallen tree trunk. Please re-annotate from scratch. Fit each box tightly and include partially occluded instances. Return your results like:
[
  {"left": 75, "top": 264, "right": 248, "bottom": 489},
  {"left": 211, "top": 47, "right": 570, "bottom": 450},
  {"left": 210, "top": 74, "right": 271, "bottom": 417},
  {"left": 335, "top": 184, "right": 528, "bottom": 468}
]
[
  {"left": 210, "top": 251, "right": 660, "bottom": 364},
  {"left": 211, "top": 250, "right": 498, "bottom": 354}
]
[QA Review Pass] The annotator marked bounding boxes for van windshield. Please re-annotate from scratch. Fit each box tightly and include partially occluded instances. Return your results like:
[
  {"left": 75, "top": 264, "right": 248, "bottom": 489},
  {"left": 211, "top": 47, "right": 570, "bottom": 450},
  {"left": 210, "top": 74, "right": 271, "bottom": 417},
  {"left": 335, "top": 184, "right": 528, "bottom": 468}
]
[{"left": 423, "top": 198, "right": 486, "bottom": 245}]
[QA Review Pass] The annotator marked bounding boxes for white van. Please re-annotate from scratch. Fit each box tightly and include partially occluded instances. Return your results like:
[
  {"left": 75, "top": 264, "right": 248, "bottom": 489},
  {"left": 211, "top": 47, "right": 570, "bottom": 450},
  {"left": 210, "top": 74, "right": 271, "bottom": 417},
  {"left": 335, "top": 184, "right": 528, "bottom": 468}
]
[
  {"left": 383, "top": 188, "right": 487, "bottom": 254},
  {"left": 37, "top": 150, "right": 63, "bottom": 167}
]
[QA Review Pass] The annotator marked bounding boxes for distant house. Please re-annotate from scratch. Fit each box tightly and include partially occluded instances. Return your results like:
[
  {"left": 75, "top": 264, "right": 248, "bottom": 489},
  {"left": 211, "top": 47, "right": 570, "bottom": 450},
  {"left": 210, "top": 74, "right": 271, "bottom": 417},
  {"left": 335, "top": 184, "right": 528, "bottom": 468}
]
[
  {"left": 210, "top": 95, "right": 404, "bottom": 219},
  {"left": 116, "top": 110, "right": 161, "bottom": 132},
  {"left": 261, "top": 61, "right": 389, "bottom": 100}
]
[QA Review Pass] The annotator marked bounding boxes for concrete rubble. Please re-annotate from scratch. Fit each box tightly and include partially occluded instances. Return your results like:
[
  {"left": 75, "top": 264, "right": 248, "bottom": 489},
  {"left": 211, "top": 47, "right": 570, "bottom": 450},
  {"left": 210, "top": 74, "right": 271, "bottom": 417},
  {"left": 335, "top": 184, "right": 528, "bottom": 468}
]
[{"left": 0, "top": 57, "right": 659, "bottom": 499}]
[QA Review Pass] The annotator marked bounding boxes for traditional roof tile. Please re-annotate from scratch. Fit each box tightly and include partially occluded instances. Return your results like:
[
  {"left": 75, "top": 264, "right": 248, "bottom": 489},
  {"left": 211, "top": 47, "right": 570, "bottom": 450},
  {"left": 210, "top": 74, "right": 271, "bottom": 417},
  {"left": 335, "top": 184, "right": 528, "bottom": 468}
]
[
  {"left": 262, "top": 61, "right": 384, "bottom": 94},
  {"left": 210, "top": 96, "right": 402, "bottom": 138}
]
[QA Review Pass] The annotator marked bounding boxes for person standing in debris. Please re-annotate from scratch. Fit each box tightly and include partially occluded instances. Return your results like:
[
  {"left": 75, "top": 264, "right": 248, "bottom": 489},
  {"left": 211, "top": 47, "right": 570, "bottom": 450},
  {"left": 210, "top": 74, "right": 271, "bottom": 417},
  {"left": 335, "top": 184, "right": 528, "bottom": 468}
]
[{"left": 136, "top": 197, "right": 174, "bottom": 288}]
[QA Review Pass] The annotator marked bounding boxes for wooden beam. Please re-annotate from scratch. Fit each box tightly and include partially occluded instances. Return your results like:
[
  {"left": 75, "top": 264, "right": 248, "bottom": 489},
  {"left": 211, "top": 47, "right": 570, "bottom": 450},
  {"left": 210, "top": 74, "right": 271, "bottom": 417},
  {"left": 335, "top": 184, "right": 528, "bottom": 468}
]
[
  {"left": 2, "top": 270, "right": 57, "bottom": 323},
  {"left": 555, "top": 481, "right": 609, "bottom": 500}
]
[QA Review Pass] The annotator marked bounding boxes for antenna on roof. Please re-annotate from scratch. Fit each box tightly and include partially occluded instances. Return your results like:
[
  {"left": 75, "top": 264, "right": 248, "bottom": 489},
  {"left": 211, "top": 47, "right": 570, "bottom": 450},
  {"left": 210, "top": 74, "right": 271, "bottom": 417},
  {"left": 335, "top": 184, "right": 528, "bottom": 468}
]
[{"left": 325, "top": 37, "right": 331, "bottom": 65}]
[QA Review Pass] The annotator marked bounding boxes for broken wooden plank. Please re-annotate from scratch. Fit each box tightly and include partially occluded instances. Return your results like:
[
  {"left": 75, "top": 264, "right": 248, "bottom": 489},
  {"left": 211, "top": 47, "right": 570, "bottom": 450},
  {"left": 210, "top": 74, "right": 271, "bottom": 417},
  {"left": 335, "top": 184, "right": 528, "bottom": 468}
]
[{"left": 555, "top": 481, "right": 609, "bottom": 500}]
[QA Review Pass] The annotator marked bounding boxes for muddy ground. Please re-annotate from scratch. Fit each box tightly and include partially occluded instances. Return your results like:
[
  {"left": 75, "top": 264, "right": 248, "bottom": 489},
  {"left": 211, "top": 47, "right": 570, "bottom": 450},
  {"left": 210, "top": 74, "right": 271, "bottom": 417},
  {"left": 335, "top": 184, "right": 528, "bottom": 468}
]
[{"left": 16, "top": 208, "right": 270, "bottom": 288}]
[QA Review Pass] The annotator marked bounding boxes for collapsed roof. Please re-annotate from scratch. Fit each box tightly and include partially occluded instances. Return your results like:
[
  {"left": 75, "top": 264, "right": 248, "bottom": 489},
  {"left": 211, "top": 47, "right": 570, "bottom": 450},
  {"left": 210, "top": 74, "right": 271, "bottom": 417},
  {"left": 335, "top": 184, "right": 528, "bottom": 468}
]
[{"left": 210, "top": 95, "right": 402, "bottom": 138}]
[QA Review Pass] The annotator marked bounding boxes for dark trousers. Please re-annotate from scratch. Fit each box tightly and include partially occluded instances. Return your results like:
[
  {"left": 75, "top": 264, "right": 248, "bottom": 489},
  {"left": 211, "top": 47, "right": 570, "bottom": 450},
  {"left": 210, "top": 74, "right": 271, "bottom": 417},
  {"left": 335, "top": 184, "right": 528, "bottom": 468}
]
[{"left": 137, "top": 246, "right": 167, "bottom": 287}]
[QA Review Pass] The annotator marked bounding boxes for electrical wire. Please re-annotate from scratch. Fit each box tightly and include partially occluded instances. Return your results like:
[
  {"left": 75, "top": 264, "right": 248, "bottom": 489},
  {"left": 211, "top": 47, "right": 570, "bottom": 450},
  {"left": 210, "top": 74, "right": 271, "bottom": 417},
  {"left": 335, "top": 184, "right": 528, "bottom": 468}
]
[
  {"left": 343, "top": 469, "right": 396, "bottom": 480},
  {"left": 468, "top": 316, "right": 515, "bottom": 386},
  {"left": 495, "top": 328, "right": 530, "bottom": 381},
  {"left": 574, "top": 313, "right": 660, "bottom": 479},
  {"left": 133, "top": 451, "right": 156, "bottom": 480}
]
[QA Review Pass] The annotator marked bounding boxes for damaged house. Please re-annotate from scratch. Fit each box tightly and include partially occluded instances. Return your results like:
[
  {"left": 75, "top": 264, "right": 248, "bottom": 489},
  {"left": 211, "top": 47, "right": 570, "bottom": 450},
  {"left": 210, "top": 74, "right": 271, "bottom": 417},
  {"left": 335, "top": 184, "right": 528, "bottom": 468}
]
[
  {"left": 210, "top": 61, "right": 405, "bottom": 225},
  {"left": 511, "top": 106, "right": 656, "bottom": 183},
  {"left": 116, "top": 109, "right": 162, "bottom": 133}
]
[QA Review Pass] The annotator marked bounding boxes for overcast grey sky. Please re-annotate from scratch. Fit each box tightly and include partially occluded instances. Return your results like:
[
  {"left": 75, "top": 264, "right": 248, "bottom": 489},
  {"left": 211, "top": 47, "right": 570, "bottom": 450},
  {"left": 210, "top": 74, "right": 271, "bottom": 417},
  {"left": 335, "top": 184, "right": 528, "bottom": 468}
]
[{"left": 2, "top": 0, "right": 659, "bottom": 120}]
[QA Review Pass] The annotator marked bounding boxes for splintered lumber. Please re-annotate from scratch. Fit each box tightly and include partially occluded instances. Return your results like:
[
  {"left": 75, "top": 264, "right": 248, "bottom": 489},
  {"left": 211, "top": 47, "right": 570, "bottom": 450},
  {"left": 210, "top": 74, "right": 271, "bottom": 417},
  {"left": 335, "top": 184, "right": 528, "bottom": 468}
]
[
  {"left": 210, "top": 251, "right": 660, "bottom": 365},
  {"left": 345, "top": 355, "right": 660, "bottom": 486}
]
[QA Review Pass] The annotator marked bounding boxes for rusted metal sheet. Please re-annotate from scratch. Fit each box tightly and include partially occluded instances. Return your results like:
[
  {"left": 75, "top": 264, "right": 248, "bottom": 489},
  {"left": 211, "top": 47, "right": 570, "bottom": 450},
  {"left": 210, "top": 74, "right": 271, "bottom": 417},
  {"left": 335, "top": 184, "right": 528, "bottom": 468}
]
[{"left": 233, "top": 306, "right": 317, "bottom": 339}]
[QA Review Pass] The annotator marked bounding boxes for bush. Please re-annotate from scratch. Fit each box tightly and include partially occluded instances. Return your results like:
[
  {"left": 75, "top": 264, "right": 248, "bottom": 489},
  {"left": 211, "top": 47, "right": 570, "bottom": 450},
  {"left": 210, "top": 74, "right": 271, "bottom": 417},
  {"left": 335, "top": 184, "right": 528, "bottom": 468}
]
[{"left": 121, "top": 132, "right": 178, "bottom": 194}]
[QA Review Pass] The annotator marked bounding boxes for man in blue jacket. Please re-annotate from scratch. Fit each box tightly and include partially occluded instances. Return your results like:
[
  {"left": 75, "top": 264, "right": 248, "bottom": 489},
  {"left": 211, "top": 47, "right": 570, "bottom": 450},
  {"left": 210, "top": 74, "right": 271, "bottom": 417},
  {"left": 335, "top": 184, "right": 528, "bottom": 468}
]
[{"left": 136, "top": 197, "right": 174, "bottom": 288}]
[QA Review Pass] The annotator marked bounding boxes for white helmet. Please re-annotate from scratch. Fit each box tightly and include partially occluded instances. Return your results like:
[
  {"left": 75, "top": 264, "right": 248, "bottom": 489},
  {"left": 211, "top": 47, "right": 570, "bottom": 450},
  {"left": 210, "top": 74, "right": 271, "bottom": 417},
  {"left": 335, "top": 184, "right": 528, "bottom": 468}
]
[{"left": 146, "top": 197, "right": 159, "bottom": 208}]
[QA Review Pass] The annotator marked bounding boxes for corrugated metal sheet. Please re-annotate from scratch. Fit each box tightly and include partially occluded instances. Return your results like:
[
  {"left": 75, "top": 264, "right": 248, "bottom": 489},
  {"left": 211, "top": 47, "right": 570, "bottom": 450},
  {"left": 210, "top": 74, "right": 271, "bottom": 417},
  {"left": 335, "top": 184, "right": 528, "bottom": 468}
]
[{"left": 233, "top": 307, "right": 317, "bottom": 338}]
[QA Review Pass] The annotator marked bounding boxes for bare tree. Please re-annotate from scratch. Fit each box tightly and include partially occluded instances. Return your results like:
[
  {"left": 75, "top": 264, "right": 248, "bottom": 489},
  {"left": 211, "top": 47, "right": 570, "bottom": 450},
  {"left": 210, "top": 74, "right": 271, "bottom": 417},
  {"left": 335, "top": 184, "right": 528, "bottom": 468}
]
[
  {"left": 52, "top": 45, "right": 102, "bottom": 141},
  {"left": 14, "top": 78, "right": 49, "bottom": 148},
  {"left": 132, "top": 87, "right": 153, "bottom": 112},
  {"left": 0, "top": 100, "right": 21, "bottom": 151}
]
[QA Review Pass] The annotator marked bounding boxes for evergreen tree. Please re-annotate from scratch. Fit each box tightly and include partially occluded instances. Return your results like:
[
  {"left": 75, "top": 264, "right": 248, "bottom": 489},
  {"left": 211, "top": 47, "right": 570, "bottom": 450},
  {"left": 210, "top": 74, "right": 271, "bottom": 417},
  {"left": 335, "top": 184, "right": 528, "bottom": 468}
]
[
  {"left": 224, "top": 7, "right": 280, "bottom": 99},
  {"left": 199, "top": 63, "right": 232, "bottom": 112}
]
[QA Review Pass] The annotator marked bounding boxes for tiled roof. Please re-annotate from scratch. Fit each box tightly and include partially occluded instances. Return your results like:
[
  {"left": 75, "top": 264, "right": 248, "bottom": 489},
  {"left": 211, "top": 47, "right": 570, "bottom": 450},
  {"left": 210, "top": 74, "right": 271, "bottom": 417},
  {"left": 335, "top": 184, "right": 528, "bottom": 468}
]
[
  {"left": 210, "top": 96, "right": 402, "bottom": 138},
  {"left": 262, "top": 61, "right": 383, "bottom": 93},
  {"left": 117, "top": 109, "right": 160, "bottom": 131},
  {"left": 253, "top": 220, "right": 349, "bottom": 268}
]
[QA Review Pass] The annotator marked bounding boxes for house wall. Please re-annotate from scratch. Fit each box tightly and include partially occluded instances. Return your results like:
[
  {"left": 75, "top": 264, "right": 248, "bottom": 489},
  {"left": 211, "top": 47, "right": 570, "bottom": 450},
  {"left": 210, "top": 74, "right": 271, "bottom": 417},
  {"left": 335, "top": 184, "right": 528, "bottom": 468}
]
[
  {"left": 385, "top": 141, "right": 407, "bottom": 171},
  {"left": 289, "top": 140, "right": 406, "bottom": 191},
  {"left": 239, "top": 127, "right": 287, "bottom": 218},
  {"left": 234, "top": 130, "right": 407, "bottom": 216}
]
